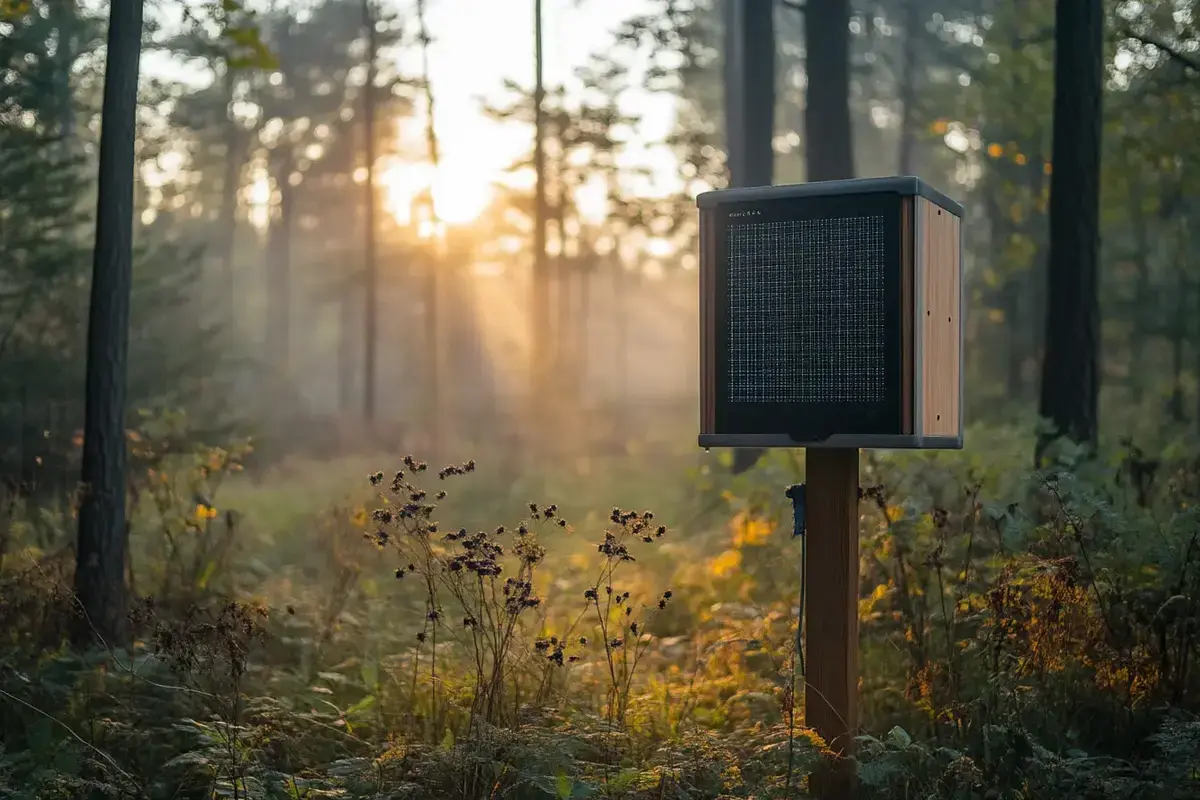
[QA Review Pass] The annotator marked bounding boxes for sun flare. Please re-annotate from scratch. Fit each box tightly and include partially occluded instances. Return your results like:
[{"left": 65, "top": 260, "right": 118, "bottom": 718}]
[{"left": 381, "top": 159, "right": 494, "bottom": 227}]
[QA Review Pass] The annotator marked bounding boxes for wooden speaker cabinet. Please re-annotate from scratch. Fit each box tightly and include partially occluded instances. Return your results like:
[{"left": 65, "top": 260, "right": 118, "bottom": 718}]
[{"left": 698, "top": 176, "right": 964, "bottom": 449}]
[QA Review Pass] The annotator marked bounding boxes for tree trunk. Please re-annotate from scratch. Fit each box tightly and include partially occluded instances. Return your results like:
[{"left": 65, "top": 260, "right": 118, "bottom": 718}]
[
  {"left": 896, "top": 0, "right": 921, "bottom": 175},
  {"left": 803, "top": 0, "right": 854, "bottom": 182},
  {"left": 338, "top": 281, "right": 356, "bottom": 414},
  {"left": 73, "top": 0, "right": 145, "bottom": 650},
  {"left": 267, "top": 150, "right": 293, "bottom": 379},
  {"left": 362, "top": 0, "right": 378, "bottom": 424},
  {"left": 1035, "top": 0, "right": 1103, "bottom": 463},
  {"left": 724, "top": 0, "right": 775, "bottom": 475},
  {"left": 1128, "top": 181, "right": 1150, "bottom": 404},
  {"left": 418, "top": 0, "right": 442, "bottom": 457},
  {"left": 217, "top": 66, "right": 239, "bottom": 333},
  {"left": 531, "top": 0, "right": 550, "bottom": 426}
]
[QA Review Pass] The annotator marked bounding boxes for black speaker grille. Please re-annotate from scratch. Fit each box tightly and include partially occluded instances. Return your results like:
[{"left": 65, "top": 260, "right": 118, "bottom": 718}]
[{"left": 726, "top": 215, "right": 887, "bottom": 404}]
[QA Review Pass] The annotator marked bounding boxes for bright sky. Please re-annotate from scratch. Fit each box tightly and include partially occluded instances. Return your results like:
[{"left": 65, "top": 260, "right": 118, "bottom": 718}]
[
  {"left": 391, "top": 0, "right": 680, "bottom": 223},
  {"left": 141, "top": 0, "right": 683, "bottom": 227}
]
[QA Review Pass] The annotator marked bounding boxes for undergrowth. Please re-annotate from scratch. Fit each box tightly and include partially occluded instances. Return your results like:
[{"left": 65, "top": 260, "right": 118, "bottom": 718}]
[{"left": 1, "top": 414, "right": 1199, "bottom": 798}]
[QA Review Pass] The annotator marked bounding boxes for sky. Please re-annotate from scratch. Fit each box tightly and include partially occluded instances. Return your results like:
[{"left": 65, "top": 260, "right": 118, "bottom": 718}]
[{"left": 140, "top": 0, "right": 683, "bottom": 227}]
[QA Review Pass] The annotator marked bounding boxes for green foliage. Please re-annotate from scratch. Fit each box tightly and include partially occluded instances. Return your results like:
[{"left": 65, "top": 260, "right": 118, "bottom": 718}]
[{"left": 3, "top": 432, "right": 1200, "bottom": 798}]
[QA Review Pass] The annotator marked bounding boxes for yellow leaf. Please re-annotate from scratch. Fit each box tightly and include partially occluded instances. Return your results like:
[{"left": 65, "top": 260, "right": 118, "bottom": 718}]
[
  {"left": 930, "top": 119, "right": 949, "bottom": 135},
  {"left": 708, "top": 549, "right": 742, "bottom": 578},
  {"left": 732, "top": 513, "right": 774, "bottom": 547},
  {"left": 988, "top": 308, "right": 1005, "bottom": 323},
  {"left": 1043, "top": 162, "right": 1052, "bottom": 175},
  {"left": 1014, "top": 153, "right": 1027, "bottom": 165},
  {"left": 987, "top": 143, "right": 1003, "bottom": 158},
  {"left": 885, "top": 505, "right": 904, "bottom": 523},
  {"left": 351, "top": 508, "right": 368, "bottom": 527}
]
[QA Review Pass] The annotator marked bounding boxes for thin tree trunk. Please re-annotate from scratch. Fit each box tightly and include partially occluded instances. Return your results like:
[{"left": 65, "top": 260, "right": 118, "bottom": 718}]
[
  {"left": 897, "top": 0, "right": 921, "bottom": 174},
  {"left": 725, "top": 0, "right": 776, "bottom": 475},
  {"left": 552, "top": 122, "right": 571, "bottom": 411},
  {"left": 531, "top": 0, "right": 549, "bottom": 422},
  {"left": 73, "top": 0, "right": 145, "bottom": 649},
  {"left": 614, "top": 259, "right": 628, "bottom": 408},
  {"left": 339, "top": 279, "right": 356, "bottom": 414},
  {"left": 362, "top": 0, "right": 378, "bottom": 424},
  {"left": 53, "top": 0, "right": 76, "bottom": 142},
  {"left": 1035, "top": 0, "right": 1104, "bottom": 462},
  {"left": 804, "top": 0, "right": 854, "bottom": 182},
  {"left": 417, "top": 0, "right": 442, "bottom": 458},
  {"left": 267, "top": 151, "right": 293, "bottom": 378},
  {"left": 217, "top": 66, "right": 239, "bottom": 333},
  {"left": 1129, "top": 180, "right": 1150, "bottom": 404}
]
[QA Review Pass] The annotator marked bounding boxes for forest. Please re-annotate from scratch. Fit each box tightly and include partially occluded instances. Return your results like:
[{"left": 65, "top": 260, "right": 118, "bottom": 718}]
[{"left": 1, "top": 0, "right": 1199, "bottom": 797}]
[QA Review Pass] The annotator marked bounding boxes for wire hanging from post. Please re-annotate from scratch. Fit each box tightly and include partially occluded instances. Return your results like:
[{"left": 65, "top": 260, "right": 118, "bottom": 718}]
[{"left": 784, "top": 482, "right": 807, "bottom": 793}]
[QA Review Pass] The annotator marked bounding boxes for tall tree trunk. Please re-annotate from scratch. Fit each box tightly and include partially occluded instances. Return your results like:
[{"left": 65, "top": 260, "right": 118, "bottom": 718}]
[
  {"left": 552, "top": 122, "right": 572, "bottom": 415},
  {"left": 1035, "top": 0, "right": 1103, "bottom": 463},
  {"left": 531, "top": 0, "right": 549, "bottom": 425},
  {"left": 417, "top": 0, "right": 442, "bottom": 457},
  {"left": 1169, "top": 284, "right": 1185, "bottom": 423},
  {"left": 267, "top": 150, "right": 293, "bottom": 379},
  {"left": 896, "top": 0, "right": 921, "bottom": 174},
  {"left": 804, "top": 0, "right": 855, "bottom": 182},
  {"left": 1129, "top": 180, "right": 1150, "bottom": 404},
  {"left": 53, "top": 0, "right": 77, "bottom": 142},
  {"left": 362, "top": 0, "right": 378, "bottom": 424},
  {"left": 217, "top": 66, "right": 239, "bottom": 333},
  {"left": 338, "top": 283, "right": 356, "bottom": 414},
  {"left": 724, "top": 0, "right": 775, "bottom": 475},
  {"left": 73, "top": 0, "right": 145, "bottom": 649}
]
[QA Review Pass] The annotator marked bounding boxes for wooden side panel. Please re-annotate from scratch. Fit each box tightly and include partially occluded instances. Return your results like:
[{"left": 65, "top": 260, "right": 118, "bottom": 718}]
[
  {"left": 919, "top": 197, "right": 961, "bottom": 436},
  {"left": 900, "top": 198, "right": 914, "bottom": 435},
  {"left": 699, "top": 210, "right": 717, "bottom": 434}
]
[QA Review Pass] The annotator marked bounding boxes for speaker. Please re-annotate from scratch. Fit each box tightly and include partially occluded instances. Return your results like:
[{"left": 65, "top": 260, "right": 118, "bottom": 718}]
[{"left": 698, "top": 176, "right": 964, "bottom": 449}]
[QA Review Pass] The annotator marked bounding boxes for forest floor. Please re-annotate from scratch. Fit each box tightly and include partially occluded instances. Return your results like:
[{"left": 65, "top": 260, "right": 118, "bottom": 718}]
[{"left": 2, "top": 416, "right": 1200, "bottom": 798}]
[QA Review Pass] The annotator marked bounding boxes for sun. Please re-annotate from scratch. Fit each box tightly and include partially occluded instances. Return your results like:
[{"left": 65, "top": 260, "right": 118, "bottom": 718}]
[{"left": 380, "top": 157, "right": 494, "bottom": 228}]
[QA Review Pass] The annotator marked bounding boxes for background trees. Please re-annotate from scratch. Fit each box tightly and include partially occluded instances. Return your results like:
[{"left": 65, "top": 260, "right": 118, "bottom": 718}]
[{"left": 4, "top": 1, "right": 1200, "bottom": 797}]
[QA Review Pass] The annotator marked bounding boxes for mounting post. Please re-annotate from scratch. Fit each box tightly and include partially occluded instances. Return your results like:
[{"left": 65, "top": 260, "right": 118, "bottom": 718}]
[{"left": 805, "top": 446, "right": 860, "bottom": 798}]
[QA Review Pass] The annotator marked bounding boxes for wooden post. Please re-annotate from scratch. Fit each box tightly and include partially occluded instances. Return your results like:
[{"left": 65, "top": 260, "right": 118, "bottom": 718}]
[{"left": 805, "top": 446, "right": 860, "bottom": 798}]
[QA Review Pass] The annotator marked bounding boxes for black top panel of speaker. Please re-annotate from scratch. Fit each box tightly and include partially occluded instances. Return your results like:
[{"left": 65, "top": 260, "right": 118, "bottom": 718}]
[{"left": 697, "top": 175, "right": 965, "bottom": 219}]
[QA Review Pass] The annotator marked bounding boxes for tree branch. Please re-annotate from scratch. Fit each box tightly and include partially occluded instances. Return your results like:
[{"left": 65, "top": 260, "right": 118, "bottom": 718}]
[{"left": 1123, "top": 29, "right": 1200, "bottom": 74}]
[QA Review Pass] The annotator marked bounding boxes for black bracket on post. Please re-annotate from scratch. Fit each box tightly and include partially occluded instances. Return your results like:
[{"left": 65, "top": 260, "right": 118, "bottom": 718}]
[{"left": 785, "top": 483, "right": 806, "bottom": 538}]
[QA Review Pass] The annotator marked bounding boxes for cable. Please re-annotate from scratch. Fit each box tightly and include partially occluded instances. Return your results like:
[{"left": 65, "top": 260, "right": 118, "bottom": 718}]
[{"left": 785, "top": 483, "right": 807, "bottom": 794}]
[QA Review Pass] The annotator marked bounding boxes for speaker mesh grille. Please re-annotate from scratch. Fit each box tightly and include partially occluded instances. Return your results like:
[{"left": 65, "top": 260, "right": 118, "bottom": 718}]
[{"left": 726, "top": 215, "right": 887, "bottom": 403}]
